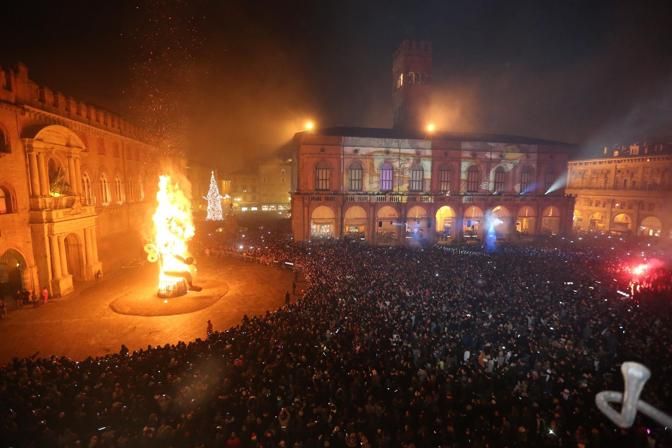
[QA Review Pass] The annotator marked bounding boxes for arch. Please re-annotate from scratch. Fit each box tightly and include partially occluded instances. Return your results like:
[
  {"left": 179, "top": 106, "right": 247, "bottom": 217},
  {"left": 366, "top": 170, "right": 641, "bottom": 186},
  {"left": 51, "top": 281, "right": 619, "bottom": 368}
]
[
  {"left": 639, "top": 216, "right": 662, "bottom": 237},
  {"left": 466, "top": 165, "right": 480, "bottom": 193},
  {"left": 380, "top": 162, "right": 394, "bottom": 191},
  {"left": 344, "top": 205, "right": 367, "bottom": 237},
  {"left": 64, "top": 233, "right": 85, "bottom": 281},
  {"left": 517, "top": 206, "right": 537, "bottom": 235},
  {"left": 489, "top": 205, "right": 512, "bottom": 236},
  {"left": 0, "top": 249, "right": 26, "bottom": 298},
  {"left": 589, "top": 211, "right": 605, "bottom": 231},
  {"left": 520, "top": 165, "right": 535, "bottom": 194},
  {"left": 23, "top": 124, "right": 86, "bottom": 150},
  {"left": 572, "top": 209, "right": 583, "bottom": 231},
  {"left": 493, "top": 166, "right": 506, "bottom": 193},
  {"left": 310, "top": 205, "right": 335, "bottom": 238},
  {"left": 612, "top": 213, "right": 632, "bottom": 234},
  {"left": 376, "top": 205, "right": 399, "bottom": 243},
  {"left": 348, "top": 161, "right": 363, "bottom": 191},
  {"left": 541, "top": 206, "right": 561, "bottom": 235},
  {"left": 0, "top": 184, "right": 16, "bottom": 214},
  {"left": 82, "top": 172, "right": 94, "bottom": 205},
  {"left": 435, "top": 205, "right": 456, "bottom": 236},
  {"left": 463, "top": 205, "right": 484, "bottom": 237}
]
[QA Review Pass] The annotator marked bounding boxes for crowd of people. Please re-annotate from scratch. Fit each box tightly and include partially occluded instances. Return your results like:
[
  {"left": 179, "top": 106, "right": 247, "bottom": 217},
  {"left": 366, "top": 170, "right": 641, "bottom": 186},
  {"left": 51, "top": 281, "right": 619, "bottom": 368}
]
[{"left": 1, "top": 230, "right": 671, "bottom": 447}]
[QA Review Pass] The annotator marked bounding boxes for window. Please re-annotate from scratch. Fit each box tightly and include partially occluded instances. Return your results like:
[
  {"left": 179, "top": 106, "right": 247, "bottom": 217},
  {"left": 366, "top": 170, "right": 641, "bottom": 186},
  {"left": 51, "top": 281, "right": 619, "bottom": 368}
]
[
  {"left": 0, "top": 187, "right": 12, "bottom": 214},
  {"left": 466, "top": 165, "right": 480, "bottom": 193},
  {"left": 138, "top": 178, "right": 145, "bottom": 201},
  {"left": 380, "top": 162, "right": 393, "bottom": 192},
  {"left": 349, "top": 162, "right": 363, "bottom": 191},
  {"left": 520, "top": 166, "right": 534, "bottom": 194},
  {"left": 409, "top": 164, "right": 423, "bottom": 192},
  {"left": 315, "top": 162, "right": 331, "bottom": 191},
  {"left": 0, "top": 128, "right": 8, "bottom": 153},
  {"left": 544, "top": 170, "right": 556, "bottom": 191},
  {"left": 439, "top": 167, "right": 451, "bottom": 192},
  {"left": 100, "top": 175, "right": 111, "bottom": 205},
  {"left": 82, "top": 173, "right": 94, "bottom": 205},
  {"left": 97, "top": 138, "right": 106, "bottom": 156},
  {"left": 114, "top": 177, "right": 124, "bottom": 204},
  {"left": 494, "top": 167, "right": 505, "bottom": 193}
]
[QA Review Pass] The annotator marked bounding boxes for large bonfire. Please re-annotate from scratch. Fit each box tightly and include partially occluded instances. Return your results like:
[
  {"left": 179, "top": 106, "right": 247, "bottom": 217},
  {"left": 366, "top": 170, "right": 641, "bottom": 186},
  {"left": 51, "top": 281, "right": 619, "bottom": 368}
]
[{"left": 145, "top": 175, "right": 196, "bottom": 298}]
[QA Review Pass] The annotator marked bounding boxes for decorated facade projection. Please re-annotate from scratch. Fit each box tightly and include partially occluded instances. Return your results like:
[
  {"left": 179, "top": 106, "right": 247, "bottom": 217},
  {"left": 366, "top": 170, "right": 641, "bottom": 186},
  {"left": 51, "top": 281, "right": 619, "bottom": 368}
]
[
  {"left": 291, "top": 129, "right": 574, "bottom": 244},
  {"left": 567, "top": 143, "right": 672, "bottom": 238},
  {"left": 0, "top": 64, "right": 168, "bottom": 297}
]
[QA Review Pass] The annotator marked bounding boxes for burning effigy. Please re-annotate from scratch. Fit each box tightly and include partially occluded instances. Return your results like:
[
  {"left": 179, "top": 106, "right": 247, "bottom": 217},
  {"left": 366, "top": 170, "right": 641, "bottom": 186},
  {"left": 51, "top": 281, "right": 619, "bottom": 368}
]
[{"left": 144, "top": 175, "right": 201, "bottom": 298}]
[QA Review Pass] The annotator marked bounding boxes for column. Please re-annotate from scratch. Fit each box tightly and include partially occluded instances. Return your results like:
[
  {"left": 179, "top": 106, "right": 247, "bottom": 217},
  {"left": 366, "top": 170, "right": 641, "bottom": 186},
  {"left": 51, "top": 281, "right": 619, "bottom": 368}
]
[
  {"left": 37, "top": 152, "right": 49, "bottom": 196},
  {"left": 67, "top": 157, "right": 77, "bottom": 194},
  {"left": 29, "top": 152, "right": 40, "bottom": 196},
  {"left": 74, "top": 157, "right": 82, "bottom": 195},
  {"left": 90, "top": 227, "right": 100, "bottom": 262},
  {"left": 49, "top": 235, "right": 62, "bottom": 279},
  {"left": 83, "top": 228, "right": 92, "bottom": 266},
  {"left": 58, "top": 236, "right": 69, "bottom": 276}
]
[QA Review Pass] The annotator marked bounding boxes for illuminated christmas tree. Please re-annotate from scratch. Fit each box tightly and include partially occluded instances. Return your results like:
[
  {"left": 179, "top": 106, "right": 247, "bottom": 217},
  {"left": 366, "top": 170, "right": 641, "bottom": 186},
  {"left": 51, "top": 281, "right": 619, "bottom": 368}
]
[{"left": 204, "top": 171, "right": 223, "bottom": 221}]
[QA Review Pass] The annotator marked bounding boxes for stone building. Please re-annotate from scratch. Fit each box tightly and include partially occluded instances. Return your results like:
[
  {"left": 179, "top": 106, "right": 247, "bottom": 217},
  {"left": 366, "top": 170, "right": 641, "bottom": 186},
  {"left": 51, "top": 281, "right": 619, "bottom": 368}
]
[
  {"left": 227, "top": 157, "right": 292, "bottom": 213},
  {"left": 0, "top": 64, "right": 166, "bottom": 298},
  {"left": 291, "top": 41, "right": 574, "bottom": 244},
  {"left": 567, "top": 143, "right": 672, "bottom": 237}
]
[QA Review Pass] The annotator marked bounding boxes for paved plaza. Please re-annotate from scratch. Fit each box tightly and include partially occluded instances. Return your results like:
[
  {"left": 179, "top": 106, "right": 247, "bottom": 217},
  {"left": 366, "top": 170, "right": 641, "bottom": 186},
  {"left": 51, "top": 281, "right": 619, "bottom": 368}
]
[{"left": 0, "top": 256, "right": 293, "bottom": 364}]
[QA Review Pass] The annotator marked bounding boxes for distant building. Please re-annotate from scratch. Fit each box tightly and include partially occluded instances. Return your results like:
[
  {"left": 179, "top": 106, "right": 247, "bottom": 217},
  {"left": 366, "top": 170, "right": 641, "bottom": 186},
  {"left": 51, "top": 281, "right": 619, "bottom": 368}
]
[
  {"left": 226, "top": 157, "right": 291, "bottom": 214},
  {"left": 0, "top": 64, "right": 169, "bottom": 298},
  {"left": 291, "top": 41, "right": 574, "bottom": 244},
  {"left": 567, "top": 142, "right": 672, "bottom": 237}
]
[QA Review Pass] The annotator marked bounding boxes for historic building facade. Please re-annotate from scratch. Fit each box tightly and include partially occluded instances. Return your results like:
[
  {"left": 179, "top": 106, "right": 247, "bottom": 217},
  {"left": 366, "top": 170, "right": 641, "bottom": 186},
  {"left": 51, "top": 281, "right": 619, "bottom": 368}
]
[
  {"left": 567, "top": 143, "right": 672, "bottom": 237},
  {"left": 291, "top": 40, "right": 574, "bottom": 244},
  {"left": 291, "top": 129, "right": 574, "bottom": 244},
  {"left": 0, "top": 64, "right": 164, "bottom": 298}
]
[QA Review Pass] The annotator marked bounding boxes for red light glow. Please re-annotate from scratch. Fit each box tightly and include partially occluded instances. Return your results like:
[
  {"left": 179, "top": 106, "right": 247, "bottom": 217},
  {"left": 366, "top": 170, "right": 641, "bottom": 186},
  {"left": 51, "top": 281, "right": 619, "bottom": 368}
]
[{"left": 631, "top": 264, "right": 648, "bottom": 277}]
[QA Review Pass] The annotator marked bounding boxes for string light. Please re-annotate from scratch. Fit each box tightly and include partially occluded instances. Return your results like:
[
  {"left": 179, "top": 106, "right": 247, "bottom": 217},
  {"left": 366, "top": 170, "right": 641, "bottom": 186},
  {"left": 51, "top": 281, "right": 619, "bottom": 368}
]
[{"left": 204, "top": 171, "right": 224, "bottom": 221}]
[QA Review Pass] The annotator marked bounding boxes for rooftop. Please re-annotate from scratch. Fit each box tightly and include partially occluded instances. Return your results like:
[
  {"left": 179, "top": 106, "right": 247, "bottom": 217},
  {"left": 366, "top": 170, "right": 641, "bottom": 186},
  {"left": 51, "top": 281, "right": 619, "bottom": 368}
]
[{"left": 303, "top": 126, "right": 572, "bottom": 146}]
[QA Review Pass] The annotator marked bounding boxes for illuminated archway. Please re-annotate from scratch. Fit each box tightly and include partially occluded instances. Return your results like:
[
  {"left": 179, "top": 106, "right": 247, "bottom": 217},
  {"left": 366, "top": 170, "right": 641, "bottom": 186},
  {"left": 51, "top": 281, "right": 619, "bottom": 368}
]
[
  {"left": 406, "top": 205, "right": 429, "bottom": 239},
  {"left": 516, "top": 206, "right": 536, "bottom": 235},
  {"left": 589, "top": 211, "right": 605, "bottom": 231},
  {"left": 463, "top": 205, "right": 484, "bottom": 238},
  {"left": 541, "top": 206, "right": 561, "bottom": 235},
  {"left": 573, "top": 209, "right": 583, "bottom": 231},
  {"left": 435, "top": 205, "right": 456, "bottom": 237},
  {"left": 612, "top": 213, "right": 632, "bottom": 234},
  {"left": 376, "top": 205, "right": 399, "bottom": 243},
  {"left": 310, "top": 205, "right": 336, "bottom": 238},
  {"left": 0, "top": 249, "right": 26, "bottom": 298},
  {"left": 638, "top": 216, "right": 662, "bottom": 237},
  {"left": 343, "top": 205, "right": 367, "bottom": 238},
  {"left": 489, "top": 205, "right": 512, "bottom": 236}
]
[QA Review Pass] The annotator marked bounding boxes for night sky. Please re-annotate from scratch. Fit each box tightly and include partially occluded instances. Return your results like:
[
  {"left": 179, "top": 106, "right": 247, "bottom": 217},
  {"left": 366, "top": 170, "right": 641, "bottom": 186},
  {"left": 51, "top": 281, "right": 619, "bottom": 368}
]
[{"left": 2, "top": 0, "right": 671, "bottom": 168}]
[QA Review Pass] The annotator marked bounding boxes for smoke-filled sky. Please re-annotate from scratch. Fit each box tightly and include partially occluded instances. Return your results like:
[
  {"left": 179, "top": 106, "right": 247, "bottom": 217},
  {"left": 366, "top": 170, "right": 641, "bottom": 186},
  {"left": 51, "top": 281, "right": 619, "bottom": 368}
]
[{"left": 2, "top": 0, "right": 671, "bottom": 168}]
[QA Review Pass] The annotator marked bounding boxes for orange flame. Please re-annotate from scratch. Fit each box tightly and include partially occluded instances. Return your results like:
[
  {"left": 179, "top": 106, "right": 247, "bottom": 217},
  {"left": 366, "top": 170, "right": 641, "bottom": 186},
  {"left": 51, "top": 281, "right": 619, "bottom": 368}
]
[{"left": 146, "top": 175, "right": 195, "bottom": 294}]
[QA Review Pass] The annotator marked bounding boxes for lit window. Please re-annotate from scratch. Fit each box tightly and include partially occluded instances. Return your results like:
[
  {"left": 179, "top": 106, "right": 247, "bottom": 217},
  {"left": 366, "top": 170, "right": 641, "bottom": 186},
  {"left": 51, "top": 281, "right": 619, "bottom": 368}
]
[
  {"left": 520, "top": 166, "right": 534, "bottom": 194},
  {"left": 100, "top": 175, "right": 111, "bottom": 205},
  {"left": 380, "top": 162, "right": 393, "bottom": 191},
  {"left": 409, "top": 164, "right": 423, "bottom": 192},
  {"left": 315, "top": 162, "right": 331, "bottom": 191},
  {"left": 439, "top": 167, "right": 451, "bottom": 192},
  {"left": 349, "top": 162, "right": 363, "bottom": 191},
  {"left": 114, "top": 177, "right": 124, "bottom": 204},
  {"left": 82, "top": 173, "right": 94, "bottom": 205},
  {"left": 466, "top": 165, "right": 480, "bottom": 193}
]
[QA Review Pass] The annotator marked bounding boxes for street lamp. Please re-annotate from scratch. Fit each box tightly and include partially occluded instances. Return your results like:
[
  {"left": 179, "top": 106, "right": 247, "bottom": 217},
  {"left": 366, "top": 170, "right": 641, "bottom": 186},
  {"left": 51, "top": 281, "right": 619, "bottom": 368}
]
[
  {"left": 425, "top": 122, "right": 436, "bottom": 134},
  {"left": 304, "top": 120, "right": 315, "bottom": 132}
]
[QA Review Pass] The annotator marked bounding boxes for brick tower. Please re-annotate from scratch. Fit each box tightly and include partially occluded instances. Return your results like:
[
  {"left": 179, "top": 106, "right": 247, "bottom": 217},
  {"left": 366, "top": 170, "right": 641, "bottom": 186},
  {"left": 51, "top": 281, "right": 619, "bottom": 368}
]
[{"left": 392, "top": 40, "right": 432, "bottom": 131}]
